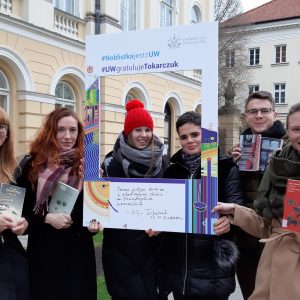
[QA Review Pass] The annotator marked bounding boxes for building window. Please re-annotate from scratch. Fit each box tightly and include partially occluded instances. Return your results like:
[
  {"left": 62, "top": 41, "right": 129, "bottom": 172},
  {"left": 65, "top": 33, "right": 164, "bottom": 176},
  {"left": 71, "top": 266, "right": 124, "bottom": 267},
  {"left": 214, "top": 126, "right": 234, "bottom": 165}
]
[
  {"left": 274, "top": 83, "right": 286, "bottom": 104},
  {"left": 249, "top": 85, "right": 259, "bottom": 95},
  {"left": 191, "top": 5, "right": 202, "bottom": 23},
  {"left": 54, "top": 0, "right": 79, "bottom": 17},
  {"left": 55, "top": 81, "right": 76, "bottom": 110},
  {"left": 225, "top": 51, "right": 235, "bottom": 68},
  {"left": 275, "top": 45, "right": 287, "bottom": 64},
  {"left": 249, "top": 48, "right": 260, "bottom": 66},
  {"left": 121, "top": 0, "right": 137, "bottom": 31},
  {"left": 0, "top": 70, "right": 9, "bottom": 112},
  {"left": 160, "top": 0, "right": 174, "bottom": 27}
]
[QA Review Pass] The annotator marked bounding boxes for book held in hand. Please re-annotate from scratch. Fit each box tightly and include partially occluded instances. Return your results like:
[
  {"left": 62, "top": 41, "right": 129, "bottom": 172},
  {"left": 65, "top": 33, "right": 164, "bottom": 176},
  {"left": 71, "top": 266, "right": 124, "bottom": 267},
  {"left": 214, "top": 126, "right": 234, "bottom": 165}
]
[
  {"left": 0, "top": 184, "right": 26, "bottom": 222},
  {"left": 48, "top": 181, "right": 79, "bottom": 215},
  {"left": 238, "top": 134, "right": 283, "bottom": 172},
  {"left": 282, "top": 179, "right": 300, "bottom": 233}
]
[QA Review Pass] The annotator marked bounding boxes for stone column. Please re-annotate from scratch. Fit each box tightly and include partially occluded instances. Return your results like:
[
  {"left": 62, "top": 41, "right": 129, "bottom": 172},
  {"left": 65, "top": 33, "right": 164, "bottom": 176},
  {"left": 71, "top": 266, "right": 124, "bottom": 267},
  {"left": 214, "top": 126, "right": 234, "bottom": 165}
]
[{"left": 219, "top": 105, "right": 242, "bottom": 155}]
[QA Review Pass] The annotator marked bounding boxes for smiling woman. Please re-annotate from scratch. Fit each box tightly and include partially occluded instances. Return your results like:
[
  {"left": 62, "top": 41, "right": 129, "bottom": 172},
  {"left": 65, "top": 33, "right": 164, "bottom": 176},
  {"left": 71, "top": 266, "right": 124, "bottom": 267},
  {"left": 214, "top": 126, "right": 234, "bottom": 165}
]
[
  {"left": 101, "top": 99, "right": 166, "bottom": 300},
  {"left": 15, "top": 107, "right": 98, "bottom": 300}
]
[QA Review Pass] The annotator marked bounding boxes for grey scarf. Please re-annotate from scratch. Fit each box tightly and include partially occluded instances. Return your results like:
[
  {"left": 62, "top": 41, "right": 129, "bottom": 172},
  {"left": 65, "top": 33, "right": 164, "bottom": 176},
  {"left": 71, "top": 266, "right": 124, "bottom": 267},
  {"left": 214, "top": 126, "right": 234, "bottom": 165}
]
[{"left": 113, "top": 132, "right": 164, "bottom": 178}]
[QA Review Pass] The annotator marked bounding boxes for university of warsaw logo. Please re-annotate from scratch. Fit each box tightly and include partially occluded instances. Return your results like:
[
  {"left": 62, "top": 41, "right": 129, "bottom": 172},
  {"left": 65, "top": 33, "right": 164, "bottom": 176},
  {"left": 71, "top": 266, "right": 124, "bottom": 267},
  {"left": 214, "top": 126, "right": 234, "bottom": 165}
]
[{"left": 168, "top": 34, "right": 181, "bottom": 49}]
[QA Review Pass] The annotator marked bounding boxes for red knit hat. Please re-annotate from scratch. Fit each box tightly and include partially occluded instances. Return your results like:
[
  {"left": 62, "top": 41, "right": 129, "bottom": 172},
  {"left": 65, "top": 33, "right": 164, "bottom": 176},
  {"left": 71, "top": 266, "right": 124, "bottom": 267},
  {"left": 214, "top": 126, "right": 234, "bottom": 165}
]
[{"left": 124, "top": 99, "right": 154, "bottom": 136}]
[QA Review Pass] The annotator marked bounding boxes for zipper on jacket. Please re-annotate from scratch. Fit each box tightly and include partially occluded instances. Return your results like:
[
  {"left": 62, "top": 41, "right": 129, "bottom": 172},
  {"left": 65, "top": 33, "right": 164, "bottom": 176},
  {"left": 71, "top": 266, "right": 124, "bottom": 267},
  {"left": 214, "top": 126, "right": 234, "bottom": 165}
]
[
  {"left": 0, "top": 233, "right": 4, "bottom": 243},
  {"left": 182, "top": 232, "right": 188, "bottom": 295},
  {"left": 175, "top": 161, "right": 202, "bottom": 295},
  {"left": 182, "top": 171, "right": 199, "bottom": 295}
]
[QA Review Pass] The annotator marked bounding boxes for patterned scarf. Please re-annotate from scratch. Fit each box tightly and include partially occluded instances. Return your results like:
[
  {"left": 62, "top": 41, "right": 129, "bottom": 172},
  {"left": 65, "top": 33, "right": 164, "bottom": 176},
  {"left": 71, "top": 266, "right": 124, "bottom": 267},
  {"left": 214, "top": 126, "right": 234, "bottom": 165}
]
[
  {"left": 182, "top": 152, "right": 201, "bottom": 173},
  {"left": 113, "top": 132, "right": 164, "bottom": 178},
  {"left": 35, "top": 149, "right": 82, "bottom": 215}
]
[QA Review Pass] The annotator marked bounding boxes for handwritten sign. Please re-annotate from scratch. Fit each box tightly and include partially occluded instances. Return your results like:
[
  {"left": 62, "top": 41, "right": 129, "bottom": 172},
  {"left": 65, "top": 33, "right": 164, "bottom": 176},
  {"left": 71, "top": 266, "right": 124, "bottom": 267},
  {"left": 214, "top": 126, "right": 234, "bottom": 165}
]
[
  {"left": 83, "top": 178, "right": 217, "bottom": 234},
  {"left": 84, "top": 180, "right": 186, "bottom": 232}
]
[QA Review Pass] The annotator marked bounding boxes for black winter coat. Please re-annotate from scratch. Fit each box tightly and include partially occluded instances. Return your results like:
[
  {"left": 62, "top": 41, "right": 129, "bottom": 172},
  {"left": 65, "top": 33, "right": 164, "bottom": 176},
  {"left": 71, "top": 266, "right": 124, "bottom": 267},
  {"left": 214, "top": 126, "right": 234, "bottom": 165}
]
[
  {"left": 102, "top": 151, "right": 165, "bottom": 300},
  {"left": 15, "top": 156, "right": 97, "bottom": 300},
  {"left": 158, "top": 149, "right": 243, "bottom": 297},
  {"left": 0, "top": 230, "right": 30, "bottom": 300}
]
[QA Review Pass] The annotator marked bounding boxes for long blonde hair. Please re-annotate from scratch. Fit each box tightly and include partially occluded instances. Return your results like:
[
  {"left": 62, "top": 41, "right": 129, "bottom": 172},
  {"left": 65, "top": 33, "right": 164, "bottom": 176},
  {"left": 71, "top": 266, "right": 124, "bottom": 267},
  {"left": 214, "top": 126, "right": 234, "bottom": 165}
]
[{"left": 0, "top": 108, "right": 17, "bottom": 183}]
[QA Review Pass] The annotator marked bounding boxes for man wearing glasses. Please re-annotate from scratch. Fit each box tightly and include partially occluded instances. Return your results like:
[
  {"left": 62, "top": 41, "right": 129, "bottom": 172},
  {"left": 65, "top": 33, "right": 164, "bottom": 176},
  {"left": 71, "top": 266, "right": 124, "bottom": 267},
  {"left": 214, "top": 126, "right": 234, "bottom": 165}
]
[{"left": 231, "top": 91, "right": 286, "bottom": 300}]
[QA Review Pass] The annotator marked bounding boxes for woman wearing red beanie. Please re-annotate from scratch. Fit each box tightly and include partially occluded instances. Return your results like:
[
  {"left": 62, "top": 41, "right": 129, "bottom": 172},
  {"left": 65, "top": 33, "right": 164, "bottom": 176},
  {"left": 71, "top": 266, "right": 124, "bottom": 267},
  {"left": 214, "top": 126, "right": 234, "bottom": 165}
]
[{"left": 101, "top": 99, "right": 166, "bottom": 300}]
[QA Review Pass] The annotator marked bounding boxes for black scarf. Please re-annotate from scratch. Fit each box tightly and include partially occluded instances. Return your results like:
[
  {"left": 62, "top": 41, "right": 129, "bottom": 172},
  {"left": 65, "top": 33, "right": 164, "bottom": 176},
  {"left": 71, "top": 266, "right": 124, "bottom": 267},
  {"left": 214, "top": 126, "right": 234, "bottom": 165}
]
[
  {"left": 181, "top": 152, "right": 201, "bottom": 173},
  {"left": 242, "top": 120, "right": 286, "bottom": 138}
]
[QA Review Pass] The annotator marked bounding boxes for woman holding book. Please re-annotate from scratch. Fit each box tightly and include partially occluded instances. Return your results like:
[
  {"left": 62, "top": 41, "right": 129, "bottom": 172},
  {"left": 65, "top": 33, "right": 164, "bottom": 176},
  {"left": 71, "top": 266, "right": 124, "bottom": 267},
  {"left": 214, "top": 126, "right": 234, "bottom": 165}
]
[
  {"left": 214, "top": 103, "right": 300, "bottom": 300},
  {"left": 15, "top": 107, "right": 98, "bottom": 300},
  {"left": 0, "top": 107, "right": 30, "bottom": 300},
  {"left": 101, "top": 99, "right": 166, "bottom": 300}
]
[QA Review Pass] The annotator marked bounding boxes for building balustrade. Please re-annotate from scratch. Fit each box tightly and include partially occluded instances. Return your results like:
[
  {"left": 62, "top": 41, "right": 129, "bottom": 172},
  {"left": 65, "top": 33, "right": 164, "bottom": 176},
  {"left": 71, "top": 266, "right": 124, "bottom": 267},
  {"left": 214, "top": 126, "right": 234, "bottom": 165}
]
[
  {"left": 0, "top": 0, "right": 12, "bottom": 15},
  {"left": 54, "top": 8, "right": 82, "bottom": 39}
]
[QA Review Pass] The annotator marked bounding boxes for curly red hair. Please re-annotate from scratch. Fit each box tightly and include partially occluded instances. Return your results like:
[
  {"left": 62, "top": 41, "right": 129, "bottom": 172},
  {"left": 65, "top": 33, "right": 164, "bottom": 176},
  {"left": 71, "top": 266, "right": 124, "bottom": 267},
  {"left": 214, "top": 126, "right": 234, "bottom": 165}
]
[{"left": 29, "top": 107, "right": 84, "bottom": 186}]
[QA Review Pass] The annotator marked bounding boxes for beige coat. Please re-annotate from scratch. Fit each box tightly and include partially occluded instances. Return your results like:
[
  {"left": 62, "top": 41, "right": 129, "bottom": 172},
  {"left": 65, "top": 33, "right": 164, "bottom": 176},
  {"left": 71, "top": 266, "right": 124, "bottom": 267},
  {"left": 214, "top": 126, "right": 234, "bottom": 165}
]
[{"left": 233, "top": 205, "right": 300, "bottom": 300}]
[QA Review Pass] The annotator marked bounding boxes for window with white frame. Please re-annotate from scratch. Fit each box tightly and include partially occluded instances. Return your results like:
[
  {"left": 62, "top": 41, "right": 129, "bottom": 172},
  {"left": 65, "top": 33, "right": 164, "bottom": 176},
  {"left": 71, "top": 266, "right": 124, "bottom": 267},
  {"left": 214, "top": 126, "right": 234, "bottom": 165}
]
[
  {"left": 225, "top": 51, "right": 235, "bottom": 68},
  {"left": 274, "top": 83, "right": 286, "bottom": 104},
  {"left": 55, "top": 81, "right": 76, "bottom": 110},
  {"left": 249, "top": 85, "right": 259, "bottom": 95},
  {"left": 121, "top": 0, "right": 137, "bottom": 31},
  {"left": 160, "top": 0, "right": 175, "bottom": 27},
  {"left": 54, "top": 0, "right": 79, "bottom": 17},
  {"left": 0, "top": 70, "right": 9, "bottom": 112},
  {"left": 249, "top": 48, "right": 260, "bottom": 66},
  {"left": 191, "top": 5, "right": 202, "bottom": 23},
  {"left": 275, "top": 45, "right": 287, "bottom": 64}
]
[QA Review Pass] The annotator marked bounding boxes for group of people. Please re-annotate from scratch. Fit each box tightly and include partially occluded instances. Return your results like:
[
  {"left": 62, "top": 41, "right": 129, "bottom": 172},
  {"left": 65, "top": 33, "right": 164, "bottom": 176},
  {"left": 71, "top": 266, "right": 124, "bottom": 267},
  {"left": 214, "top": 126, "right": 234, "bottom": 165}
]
[
  {"left": 0, "top": 107, "right": 99, "bottom": 300},
  {"left": 1, "top": 90, "right": 299, "bottom": 300}
]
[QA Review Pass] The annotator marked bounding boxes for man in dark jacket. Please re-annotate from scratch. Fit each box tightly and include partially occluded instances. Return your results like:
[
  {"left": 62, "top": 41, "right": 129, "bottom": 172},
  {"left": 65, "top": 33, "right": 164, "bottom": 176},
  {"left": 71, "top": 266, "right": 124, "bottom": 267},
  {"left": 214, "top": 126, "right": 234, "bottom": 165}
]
[
  {"left": 159, "top": 111, "right": 243, "bottom": 300},
  {"left": 231, "top": 91, "right": 286, "bottom": 299}
]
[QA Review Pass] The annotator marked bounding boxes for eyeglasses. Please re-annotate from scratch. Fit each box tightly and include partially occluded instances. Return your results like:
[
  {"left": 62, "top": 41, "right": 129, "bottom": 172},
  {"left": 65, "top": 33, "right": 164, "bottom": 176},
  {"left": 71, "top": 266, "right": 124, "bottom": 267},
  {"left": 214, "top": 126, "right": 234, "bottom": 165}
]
[
  {"left": 246, "top": 108, "right": 274, "bottom": 116},
  {"left": 0, "top": 124, "right": 8, "bottom": 133}
]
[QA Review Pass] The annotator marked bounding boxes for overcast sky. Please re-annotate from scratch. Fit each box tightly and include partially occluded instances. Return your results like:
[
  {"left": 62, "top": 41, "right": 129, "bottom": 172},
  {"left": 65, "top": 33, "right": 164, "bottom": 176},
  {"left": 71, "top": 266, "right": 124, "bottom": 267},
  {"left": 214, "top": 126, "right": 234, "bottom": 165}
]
[{"left": 241, "top": 0, "right": 272, "bottom": 12}]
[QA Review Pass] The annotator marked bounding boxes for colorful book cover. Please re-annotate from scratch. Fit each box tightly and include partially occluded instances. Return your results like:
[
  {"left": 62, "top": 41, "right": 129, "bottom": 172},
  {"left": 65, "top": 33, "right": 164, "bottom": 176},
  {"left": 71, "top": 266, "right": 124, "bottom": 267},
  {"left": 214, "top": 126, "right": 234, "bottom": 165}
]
[
  {"left": 0, "top": 184, "right": 26, "bottom": 222},
  {"left": 48, "top": 181, "right": 79, "bottom": 215},
  {"left": 259, "top": 137, "right": 283, "bottom": 172},
  {"left": 282, "top": 179, "right": 300, "bottom": 232},
  {"left": 238, "top": 134, "right": 283, "bottom": 172},
  {"left": 238, "top": 134, "right": 261, "bottom": 171}
]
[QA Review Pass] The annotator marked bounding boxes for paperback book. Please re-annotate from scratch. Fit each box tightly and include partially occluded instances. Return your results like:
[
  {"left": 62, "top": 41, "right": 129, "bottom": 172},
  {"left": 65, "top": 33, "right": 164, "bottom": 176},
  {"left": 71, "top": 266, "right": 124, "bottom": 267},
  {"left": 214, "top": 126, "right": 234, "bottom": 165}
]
[
  {"left": 282, "top": 179, "right": 300, "bottom": 233},
  {"left": 238, "top": 134, "right": 283, "bottom": 172},
  {"left": 48, "top": 181, "right": 79, "bottom": 215},
  {"left": 0, "top": 184, "right": 26, "bottom": 222}
]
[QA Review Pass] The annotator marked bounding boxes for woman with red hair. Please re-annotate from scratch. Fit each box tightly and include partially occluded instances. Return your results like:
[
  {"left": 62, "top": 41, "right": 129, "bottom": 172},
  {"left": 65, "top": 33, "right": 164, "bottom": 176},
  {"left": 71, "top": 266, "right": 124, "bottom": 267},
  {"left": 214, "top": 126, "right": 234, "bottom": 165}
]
[
  {"left": 16, "top": 107, "right": 98, "bottom": 300},
  {"left": 0, "top": 107, "right": 30, "bottom": 300}
]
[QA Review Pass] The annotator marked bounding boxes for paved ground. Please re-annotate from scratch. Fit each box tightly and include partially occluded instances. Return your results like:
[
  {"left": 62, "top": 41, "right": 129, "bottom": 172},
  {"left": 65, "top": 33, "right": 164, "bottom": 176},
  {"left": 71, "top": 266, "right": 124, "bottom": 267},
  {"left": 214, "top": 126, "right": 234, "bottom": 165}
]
[{"left": 21, "top": 236, "right": 243, "bottom": 299}]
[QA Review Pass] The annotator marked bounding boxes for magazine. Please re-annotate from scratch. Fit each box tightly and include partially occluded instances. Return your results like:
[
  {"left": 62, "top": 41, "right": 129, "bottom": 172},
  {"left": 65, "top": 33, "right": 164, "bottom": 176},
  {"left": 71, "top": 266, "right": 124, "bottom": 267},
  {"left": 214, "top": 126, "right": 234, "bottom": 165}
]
[
  {"left": 48, "top": 181, "right": 79, "bottom": 215},
  {"left": 0, "top": 184, "right": 26, "bottom": 222},
  {"left": 282, "top": 179, "right": 300, "bottom": 232},
  {"left": 238, "top": 134, "right": 283, "bottom": 172}
]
